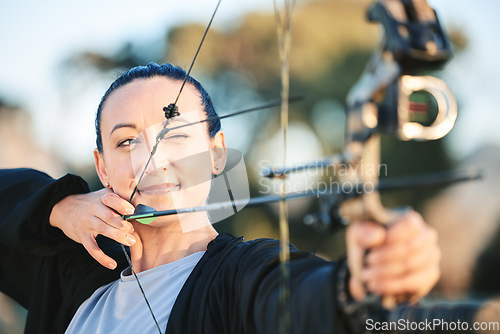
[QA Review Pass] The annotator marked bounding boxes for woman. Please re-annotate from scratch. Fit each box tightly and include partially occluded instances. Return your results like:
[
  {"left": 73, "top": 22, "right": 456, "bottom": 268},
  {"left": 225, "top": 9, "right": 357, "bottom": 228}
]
[{"left": 0, "top": 63, "right": 440, "bottom": 333}]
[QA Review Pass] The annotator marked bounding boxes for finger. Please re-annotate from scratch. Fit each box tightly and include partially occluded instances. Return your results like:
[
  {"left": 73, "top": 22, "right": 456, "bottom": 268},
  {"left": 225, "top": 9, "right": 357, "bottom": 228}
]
[
  {"left": 351, "top": 221, "right": 386, "bottom": 249},
  {"left": 366, "top": 226, "right": 437, "bottom": 266},
  {"left": 90, "top": 218, "right": 137, "bottom": 247},
  {"left": 94, "top": 200, "right": 135, "bottom": 233},
  {"left": 101, "top": 192, "right": 135, "bottom": 216},
  {"left": 81, "top": 234, "right": 118, "bottom": 270},
  {"left": 385, "top": 211, "right": 425, "bottom": 245},
  {"left": 362, "top": 240, "right": 439, "bottom": 281},
  {"left": 346, "top": 224, "right": 367, "bottom": 300},
  {"left": 86, "top": 218, "right": 136, "bottom": 246},
  {"left": 367, "top": 259, "right": 440, "bottom": 296},
  {"left": 346, "top": 222, "right": 386, "bottom": 300}
]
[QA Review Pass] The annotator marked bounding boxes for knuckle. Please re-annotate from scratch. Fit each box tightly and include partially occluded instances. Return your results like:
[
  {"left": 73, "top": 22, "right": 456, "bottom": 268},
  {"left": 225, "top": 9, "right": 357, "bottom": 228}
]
[
  {"left": 366, "top": 252, "right": 377, "bottom": 265},
  {"left": 382, "top": 265, "right": 396, "bottom": 279},
  {"left": 83, "top": 239, "right": 98, "bottom": 253},
  {"left": 375, "top": 249, "right": 391, "bottom": 263},
  {"left": 87, "top": 218, "right": 100, "bottom": 231},
  {"left": 108, "top": 216, "right": 125, "bottom": 229},
  {"left": 400, "top": 260, "right": 411, "bottom": 275},
  {"left": 93, "top": 221, "right": 109, "bottom": 235},
  {"left": 396, "top": 244, "right": 408, "bottom": 258},
  {"left": 106, "top": 226, "right": 121, "bottom": 240},
  {"left": 101, "top": 192, "right": 112, "bottom": 201},
  {"left": 102, "top": 209, "right": 116, "bottom": 222},
  {"left": 118, "top": 201, "right": 131, "bottom": 214},
  {"left": 101, "top": 192, "right": 116, "bottom": 205},
  {"left": 427, "top": 227, "right": 439, "bottom": 244},
  {"left": 123, "top": 221, "right": 134, "bottom": 233},
  {"left": 114, "top": 229, "right": 127, "bottom": 241},
  {"left": 89, "top": 200, "right": 101, "bottom": 213},
  {"left": 73, "top": 230, "right": 85, "bottom": 243},
  {"left": 377, "top": 280, "right": 392, "bottom": 294},
  {"left": 108, "top": 228, "right": 128, "bottom": 244},
  {"left": 387, "top": 223, "right": 406, "bottom": 242},
  {"left": 407, "top": 214, "right": 422, "bottom": 231},
  {"left": 384, "top": 245, "right": 404, "bottom": 261}
]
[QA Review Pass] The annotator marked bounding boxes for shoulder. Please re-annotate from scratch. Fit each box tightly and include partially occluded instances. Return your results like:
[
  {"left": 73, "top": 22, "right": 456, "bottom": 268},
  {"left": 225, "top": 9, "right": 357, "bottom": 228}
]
[
  {"left": 206, "top": 233, "right": 331, "bottom": 274},
  {"left": 207, "top": 233, "right": 286, "bottom": 260}
]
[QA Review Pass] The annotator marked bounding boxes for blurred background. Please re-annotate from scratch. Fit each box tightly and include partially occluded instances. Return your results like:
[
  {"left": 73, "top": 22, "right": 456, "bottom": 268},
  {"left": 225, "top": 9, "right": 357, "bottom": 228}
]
[{"left": 1, "top": 0, "right": 499, "bottom": 332}]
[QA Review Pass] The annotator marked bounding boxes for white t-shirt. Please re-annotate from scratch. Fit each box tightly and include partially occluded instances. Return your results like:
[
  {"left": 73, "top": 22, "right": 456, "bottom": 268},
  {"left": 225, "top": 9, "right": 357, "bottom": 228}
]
[{"left": 65, "top": 251, "right": 205, "bottom": 334}]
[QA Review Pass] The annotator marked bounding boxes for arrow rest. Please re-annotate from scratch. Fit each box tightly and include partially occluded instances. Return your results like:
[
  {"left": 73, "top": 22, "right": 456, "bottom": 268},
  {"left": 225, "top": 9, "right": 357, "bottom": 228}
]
[{"left": 303, "top": 195, "right": 347, "bottom": 234}]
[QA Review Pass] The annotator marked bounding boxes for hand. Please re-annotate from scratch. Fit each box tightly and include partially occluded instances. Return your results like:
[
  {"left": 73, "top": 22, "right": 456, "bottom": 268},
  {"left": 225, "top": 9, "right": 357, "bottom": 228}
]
[
  {"left": 346, "top": 211, "right": 441, "bottom": 304},
  {"left": 49, "top": 188, "right": 136, "bottom": 270}
]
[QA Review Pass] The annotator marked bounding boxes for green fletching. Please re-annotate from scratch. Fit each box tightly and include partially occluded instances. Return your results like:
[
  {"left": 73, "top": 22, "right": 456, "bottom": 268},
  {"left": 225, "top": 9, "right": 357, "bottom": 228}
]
[{"left": 136, "top": 216, "right": 159, "bottom": 225}]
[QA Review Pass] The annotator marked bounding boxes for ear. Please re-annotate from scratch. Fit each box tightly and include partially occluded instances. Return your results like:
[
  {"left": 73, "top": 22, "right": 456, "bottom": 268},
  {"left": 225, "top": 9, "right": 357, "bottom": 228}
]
[
  {"left": 210, "top": 131, "right": 227, "bottom": 175},
  {"left": 94, "top": 148, "right": 110, "bottom": 188}
]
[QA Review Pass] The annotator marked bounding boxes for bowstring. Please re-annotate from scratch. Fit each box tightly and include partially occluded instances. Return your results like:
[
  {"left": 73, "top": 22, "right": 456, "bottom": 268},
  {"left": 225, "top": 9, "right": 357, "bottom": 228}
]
[
  {"left": 273, "top": 1, "right": 295, "bottom": 334},
  {"left": 128, "top": 0, "right": 222, "bottom": 204},
  {"left": 119, "top": 1, "right": 223, "bottom": 333}
]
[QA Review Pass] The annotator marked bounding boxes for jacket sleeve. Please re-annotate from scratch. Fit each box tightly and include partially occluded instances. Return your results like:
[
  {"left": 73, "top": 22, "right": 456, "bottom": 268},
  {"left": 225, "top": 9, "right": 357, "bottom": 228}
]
[
  {"left": 0, "top": 168, "right": 90, "bottom": 253},
  {"left": 233, "top": 239, "right": 349, "bottom": 334},
  {"left": 0, "top": 168, "right": 90, "bottom": 308}
]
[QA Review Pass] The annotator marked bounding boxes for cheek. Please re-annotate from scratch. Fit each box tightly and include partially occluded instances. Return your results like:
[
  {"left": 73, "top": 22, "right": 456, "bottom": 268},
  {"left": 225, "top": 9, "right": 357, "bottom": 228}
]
[
  {"left": 174, "top": 150, "right": 213, "bottom": 187},
  {"left": 172, "top": 153, "right": 213, "bottom": 205},
  {"left": 104, "top": 151, "right": 136, "bottom": 188}
]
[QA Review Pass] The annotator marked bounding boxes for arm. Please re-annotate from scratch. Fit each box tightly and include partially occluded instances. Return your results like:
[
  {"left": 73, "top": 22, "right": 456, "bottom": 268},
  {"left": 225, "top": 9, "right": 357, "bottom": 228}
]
[
  {"left": 0, "top": 167, "right": 136, "bottom": 268},
  {"left": 0, "top": 168, "right": 132, "bottom": 315},
  {"left": 237, "top": 212, "right": 440, "bottom": 334},
  {"left": 0, "top": 168, "right": 89, "bottom": 253},
  {"left": 0, "top": 168, "right": 89, "bottom": 308},
  {"left": 49, "top": 188, "right": 136, "bottom": 269}
]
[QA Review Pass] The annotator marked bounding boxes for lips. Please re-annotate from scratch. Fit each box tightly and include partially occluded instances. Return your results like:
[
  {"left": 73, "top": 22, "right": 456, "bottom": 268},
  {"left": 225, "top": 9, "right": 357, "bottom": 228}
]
[{"left": 139, "top": 183, "right": 180, "bottom": 196}]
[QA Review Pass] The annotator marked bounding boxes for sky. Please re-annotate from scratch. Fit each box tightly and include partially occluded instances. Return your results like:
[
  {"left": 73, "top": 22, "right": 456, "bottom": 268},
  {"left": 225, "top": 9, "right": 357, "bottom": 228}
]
[{"left": 0, "top": 0, "right": 499, "bottom": 167}]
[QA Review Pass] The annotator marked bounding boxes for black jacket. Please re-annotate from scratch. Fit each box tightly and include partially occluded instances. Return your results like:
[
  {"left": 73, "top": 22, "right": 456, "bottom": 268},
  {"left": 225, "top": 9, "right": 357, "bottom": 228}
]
[{"left": 0, "top": 168, "right": 360, "bottom": 333}]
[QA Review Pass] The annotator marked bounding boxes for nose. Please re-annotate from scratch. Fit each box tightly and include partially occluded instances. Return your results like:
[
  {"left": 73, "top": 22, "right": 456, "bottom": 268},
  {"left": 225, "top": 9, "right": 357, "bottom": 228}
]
[
  {"left": 135, "top": 125, "right": 175, "bottom": 176},
  {"left": 145, "top": 157, "right": 172, "bottom": 177}
]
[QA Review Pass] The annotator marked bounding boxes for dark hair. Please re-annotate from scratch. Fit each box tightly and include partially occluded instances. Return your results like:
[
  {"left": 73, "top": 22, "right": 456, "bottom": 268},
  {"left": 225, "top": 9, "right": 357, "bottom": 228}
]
[{"left": 95, "top": 62, "right": 220, "bottom": 152}]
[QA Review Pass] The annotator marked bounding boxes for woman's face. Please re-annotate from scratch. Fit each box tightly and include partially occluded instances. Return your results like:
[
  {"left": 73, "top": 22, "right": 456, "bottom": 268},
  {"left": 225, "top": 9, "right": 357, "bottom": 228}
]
[{"left": 94, "top": 76, "right": 225, "bottom": 227}]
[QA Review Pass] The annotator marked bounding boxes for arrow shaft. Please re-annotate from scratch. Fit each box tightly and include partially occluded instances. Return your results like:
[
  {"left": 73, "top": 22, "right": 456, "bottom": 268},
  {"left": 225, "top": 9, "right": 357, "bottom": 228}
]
[{"left": 124, "top": 168, "right": 481, "bottom": 221}]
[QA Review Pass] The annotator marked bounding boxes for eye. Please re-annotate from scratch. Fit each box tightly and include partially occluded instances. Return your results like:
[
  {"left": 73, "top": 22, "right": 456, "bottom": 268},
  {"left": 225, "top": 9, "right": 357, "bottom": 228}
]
[
  {"left": 164, "top": 133, "right": 189, "bottom": 141},
  {"left": 117, "top": 137, "right": 140, "bottom": 148}
]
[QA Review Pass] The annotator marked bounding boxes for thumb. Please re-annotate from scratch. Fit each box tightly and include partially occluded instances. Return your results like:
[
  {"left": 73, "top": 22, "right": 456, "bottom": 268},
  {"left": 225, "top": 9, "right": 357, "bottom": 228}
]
[
  {"left": 346, "top": 221, "right": 386, "bottom": 300},
  {"left": 355, "top": 221, "right": 386, "bottom": 249}
]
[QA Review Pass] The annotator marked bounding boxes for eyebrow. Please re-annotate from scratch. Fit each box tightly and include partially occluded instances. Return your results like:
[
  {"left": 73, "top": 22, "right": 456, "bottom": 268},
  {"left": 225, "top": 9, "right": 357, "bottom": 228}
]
[
  {"left": 109, "top": 115, "right": 193, "bottom": 136},
  {"left": 110, "top": 123, "right": 137, "bottom": 136}
]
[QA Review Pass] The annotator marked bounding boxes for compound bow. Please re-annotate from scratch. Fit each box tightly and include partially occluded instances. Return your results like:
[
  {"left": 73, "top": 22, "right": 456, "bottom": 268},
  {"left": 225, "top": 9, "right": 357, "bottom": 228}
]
[{"left": 121, "top": 0, "right": 482, "bottom": 333}]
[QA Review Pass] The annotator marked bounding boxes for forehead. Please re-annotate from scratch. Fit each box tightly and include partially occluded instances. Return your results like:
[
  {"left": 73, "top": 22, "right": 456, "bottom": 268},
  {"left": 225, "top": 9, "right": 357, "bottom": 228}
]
[{"left": 101, "top": 76, "right": 204, "bottom": 130}]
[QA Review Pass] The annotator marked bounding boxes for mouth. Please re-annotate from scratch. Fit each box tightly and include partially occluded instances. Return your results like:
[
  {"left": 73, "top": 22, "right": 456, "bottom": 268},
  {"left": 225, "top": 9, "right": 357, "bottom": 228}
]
[{"left": 138, "top": 183, "right": 180, "bottom": 196}]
